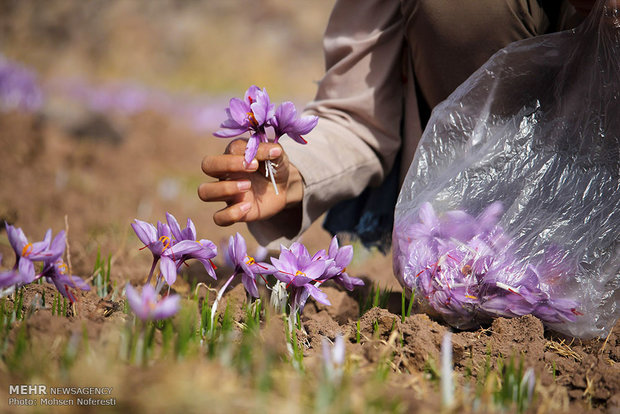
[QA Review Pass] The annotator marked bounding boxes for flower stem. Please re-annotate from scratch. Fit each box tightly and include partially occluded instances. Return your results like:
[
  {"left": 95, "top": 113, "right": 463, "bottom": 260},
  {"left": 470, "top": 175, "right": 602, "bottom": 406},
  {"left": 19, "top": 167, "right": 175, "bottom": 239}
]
[
  {"left": 210, "top": 272, "right": 236, "bottom": 332},
  {"left": 146, "top": 257, "right": 158, "bottom": 284},
  {"left": 265, "top": 160, "right": 279, "bottom": 195}
]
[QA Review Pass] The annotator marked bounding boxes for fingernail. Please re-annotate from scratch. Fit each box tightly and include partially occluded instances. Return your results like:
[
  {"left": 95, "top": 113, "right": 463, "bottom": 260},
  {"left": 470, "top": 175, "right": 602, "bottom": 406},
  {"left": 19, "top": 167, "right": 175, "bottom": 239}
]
[
  {"left": 237, "top": 181, "right": 251, "bottom": 191},
  {"left": 245, "top": 159, "right": 259, "bottom": 170},
  {"left": 239, "top": 202, "right": 251, "bottom": 213},
  {"left": 269, "top": 147, "right": 282, "bottom": 158}
]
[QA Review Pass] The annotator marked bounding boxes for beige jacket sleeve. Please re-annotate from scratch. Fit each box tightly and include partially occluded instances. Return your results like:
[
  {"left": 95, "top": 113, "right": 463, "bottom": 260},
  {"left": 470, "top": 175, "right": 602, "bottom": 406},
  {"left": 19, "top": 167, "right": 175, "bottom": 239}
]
[{"left": 248, "top": 0, "right": 406, "bottom": 246}]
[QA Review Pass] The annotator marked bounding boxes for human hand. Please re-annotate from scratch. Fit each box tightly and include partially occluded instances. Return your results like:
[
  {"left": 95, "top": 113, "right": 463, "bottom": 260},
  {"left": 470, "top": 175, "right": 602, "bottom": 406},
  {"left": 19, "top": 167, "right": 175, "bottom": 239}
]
[{"left": 198, "top": 139, "right": 303, "bottom": 226}]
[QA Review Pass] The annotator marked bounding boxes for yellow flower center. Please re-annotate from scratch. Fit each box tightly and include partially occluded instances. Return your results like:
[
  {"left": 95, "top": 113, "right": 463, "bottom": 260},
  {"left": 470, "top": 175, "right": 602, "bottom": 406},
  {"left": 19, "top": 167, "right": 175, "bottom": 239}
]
[{"left": 159, "top": 236, "right": 171, "bottom": 250}]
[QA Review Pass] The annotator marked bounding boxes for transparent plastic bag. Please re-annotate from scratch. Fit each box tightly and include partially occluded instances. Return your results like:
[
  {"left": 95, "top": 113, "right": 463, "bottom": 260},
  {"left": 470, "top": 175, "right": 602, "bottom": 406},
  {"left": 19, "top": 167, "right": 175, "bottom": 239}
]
[{"left": 393, "top": 0, "right": 619, "bottom": 338}]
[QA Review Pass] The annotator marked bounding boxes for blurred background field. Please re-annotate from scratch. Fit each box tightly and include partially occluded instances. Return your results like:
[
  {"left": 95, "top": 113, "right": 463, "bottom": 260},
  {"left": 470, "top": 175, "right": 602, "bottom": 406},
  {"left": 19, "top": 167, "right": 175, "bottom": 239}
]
[{"left": 1, "top": 0, "right": 331, "bottom": 99}]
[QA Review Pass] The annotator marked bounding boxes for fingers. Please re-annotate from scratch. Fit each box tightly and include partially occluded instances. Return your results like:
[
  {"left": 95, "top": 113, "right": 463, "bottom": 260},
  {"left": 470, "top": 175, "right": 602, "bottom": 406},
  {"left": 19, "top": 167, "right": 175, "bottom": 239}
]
[
  {"left": 213, "top": 202, "right": 252, "bottom": 227},
  {"left": 203, "top": 142, "right": 283, "bottom": 178},
  {"left": 197, "top": 180, "right": 251, "bottom": 202},
  {"left": 225, "top": 139, "right": 283, "bottom": 161},
  {"left": 201, "top": 154, "right": 258, "bottom": 178}
]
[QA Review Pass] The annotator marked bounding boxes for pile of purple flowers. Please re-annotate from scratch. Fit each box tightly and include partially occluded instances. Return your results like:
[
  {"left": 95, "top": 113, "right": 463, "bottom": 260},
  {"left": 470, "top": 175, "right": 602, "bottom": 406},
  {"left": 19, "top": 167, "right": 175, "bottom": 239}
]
[
  {"left": 128, "top": 212, "right": 363, "bottom": 322},
  {"left": 1, "top": 223, "right": 90, "bottom": 303},
  {"left": 214, "top": 85, "right": 318, "bottom": 194},
  {"left": 394, "top": 202, "right": 581, "bottom": 329},
  {"left": 0, "top": 54, "right": 43, "bottom": 112}
]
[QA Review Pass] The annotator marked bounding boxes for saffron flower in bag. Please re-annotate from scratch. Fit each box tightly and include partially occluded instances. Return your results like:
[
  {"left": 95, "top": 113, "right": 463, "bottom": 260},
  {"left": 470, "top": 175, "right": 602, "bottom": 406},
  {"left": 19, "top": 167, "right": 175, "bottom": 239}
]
[
  {"left": 399, "top": 202, "right": 580, "bottom": 328},
  {"left": 125, "top": 284, "right": 180, "bottom": 321}
]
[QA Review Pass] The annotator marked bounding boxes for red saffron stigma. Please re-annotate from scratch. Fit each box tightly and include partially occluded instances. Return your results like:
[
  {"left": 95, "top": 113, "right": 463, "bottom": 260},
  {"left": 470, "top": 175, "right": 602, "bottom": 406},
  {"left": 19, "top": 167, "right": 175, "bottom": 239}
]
[{"left": 209, "top": 259, "right": 217, "bottom": 270}]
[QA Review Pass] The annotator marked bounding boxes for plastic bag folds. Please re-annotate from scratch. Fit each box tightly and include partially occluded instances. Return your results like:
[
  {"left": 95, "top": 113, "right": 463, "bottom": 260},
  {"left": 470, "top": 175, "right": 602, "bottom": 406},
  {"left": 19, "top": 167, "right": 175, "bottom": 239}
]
[{"left": 393, "top": 0, "right": 620, "bottom": 338}]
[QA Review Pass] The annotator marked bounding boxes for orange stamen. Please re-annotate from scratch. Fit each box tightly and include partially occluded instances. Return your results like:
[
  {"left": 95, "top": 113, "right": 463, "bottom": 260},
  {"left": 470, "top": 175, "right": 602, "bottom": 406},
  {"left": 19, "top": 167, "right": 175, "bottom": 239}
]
[
  {"left": 21, "top": 243, "right": 33, "bottom": 257},
  {"left": 247, "top": 112, "right": 258, "bottom": 127},
  {"left": 159, "top": 236, "right": 171, "bottom": 250},
  {"left": 465, "top": 294, "right": 477, "bottom": 300}
]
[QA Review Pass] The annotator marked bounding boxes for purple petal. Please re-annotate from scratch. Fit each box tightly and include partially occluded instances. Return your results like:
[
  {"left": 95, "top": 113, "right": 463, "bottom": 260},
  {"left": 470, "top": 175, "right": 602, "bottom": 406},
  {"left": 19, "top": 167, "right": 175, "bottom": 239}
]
[
  {"left": 228, "top": 97, "right": 251, "bottom": 124},
  {"left": 234, "top": 233, "right": 247, "bottom": 264},
  {"left": 6, "top": 224, "right": 27, "bottom": 254},
  {"left": 131, "top": 220, "right": 157, "bottom": 246},
  {"left": 151, "top": 295, "right": 180, "bottom": 320},
  {"left": 301, "top": 260, "right": 327, "bottom": 281},
  {"left": 18, "top": 259, "right": 35, "bottom": 284},
  {"left": 242, "top": 273, "right": 259, "bottom": 298},
  {"left": 160, "top": 256, "right": 178, "bottom": 285},
  {"left": 306, "top": 284, "right": 331, "bottom": 306},
  {"left": 244, "top": 134, "right": 260, "bottom": 165},
  {"left": 166, "top": 212, "right": 182, "bottom": 240},
  {"left": 125, "top": 284, "right": 148, "bottom": 320},
  {"left": 244, "top": 85, "right": 261, "bottom": 104}
]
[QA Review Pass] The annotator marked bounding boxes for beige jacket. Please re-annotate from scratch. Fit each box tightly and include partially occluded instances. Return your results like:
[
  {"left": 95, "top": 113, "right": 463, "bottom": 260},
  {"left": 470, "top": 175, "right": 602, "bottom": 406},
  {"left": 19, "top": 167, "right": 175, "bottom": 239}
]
[{"left": 249, "top": 0, "right": 578, "bottom": 247}]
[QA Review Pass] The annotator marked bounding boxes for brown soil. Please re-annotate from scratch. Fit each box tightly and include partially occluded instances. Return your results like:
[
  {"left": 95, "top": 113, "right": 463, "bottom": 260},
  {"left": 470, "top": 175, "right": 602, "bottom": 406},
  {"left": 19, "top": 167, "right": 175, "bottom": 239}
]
[{"left": 0, "top": 111, "right": 618, "bottom": 414}]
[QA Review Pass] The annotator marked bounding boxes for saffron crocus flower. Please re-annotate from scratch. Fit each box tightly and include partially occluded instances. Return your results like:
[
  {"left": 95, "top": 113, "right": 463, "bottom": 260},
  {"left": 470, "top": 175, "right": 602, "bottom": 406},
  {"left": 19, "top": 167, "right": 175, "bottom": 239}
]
[
  {"left": 166, "top": 212, "right": 196, "bottom": 242},
  {"left": 132, "top": 214, "right": 218, "bottom": 286},
  {"left": 166, "top": 212, "right": 218, "bottom": 280},
  {"left": 321, "top": 235, "right": 364, "bottom": 291},
  {"left": 227, "top": 232, "right": 273, "bottom": 298},
  {"left": 41, "top": 258, "right": 90, "bottom": 303},
  {"left": 208, "top": 233, "right": 274, "bottom": 330},
  {"left": 271, "top": 243, "right": 331, "bottom": 313},
  {"left": 125, "top": 284, "right": 180, "bottom": 321},
  {"left": 131, "top": 218, "right": 177, "bottom": 283},
  {"left": 272, "top": 101, "right": 318, "bottom": 144},
  {"left": 6, "top": 224, "right": 65, "bottom": 284}
]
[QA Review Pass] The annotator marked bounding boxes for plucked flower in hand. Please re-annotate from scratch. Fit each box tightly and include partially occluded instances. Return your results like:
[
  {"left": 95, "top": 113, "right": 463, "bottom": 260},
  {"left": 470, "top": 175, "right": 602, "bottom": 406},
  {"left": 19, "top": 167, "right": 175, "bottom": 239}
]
[
  {"left": 213, "top": 85, "right": 318, "bottom": 194},
  {"left": 272, "top": 101, "right": 318, "bottom": 144}
]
